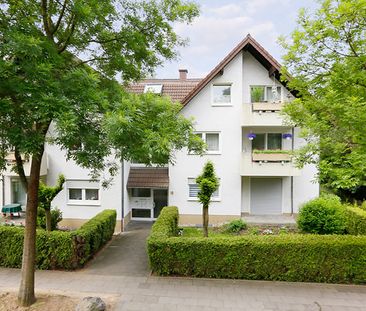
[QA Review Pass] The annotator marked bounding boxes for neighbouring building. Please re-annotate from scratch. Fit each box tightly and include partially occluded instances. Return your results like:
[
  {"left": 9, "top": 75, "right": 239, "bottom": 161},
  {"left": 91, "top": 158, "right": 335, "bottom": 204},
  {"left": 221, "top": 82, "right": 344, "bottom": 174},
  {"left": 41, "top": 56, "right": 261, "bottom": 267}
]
[{"left": 0, "top": 35, "right": 319, "bottom": 230}]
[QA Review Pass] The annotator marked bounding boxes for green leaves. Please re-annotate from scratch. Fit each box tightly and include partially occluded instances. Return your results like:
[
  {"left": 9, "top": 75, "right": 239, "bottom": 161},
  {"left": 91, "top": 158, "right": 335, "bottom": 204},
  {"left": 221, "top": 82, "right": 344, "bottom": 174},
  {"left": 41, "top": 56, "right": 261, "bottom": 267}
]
[
  {"left": 280, "top": 0, "right": 366, "bottom": 198},
  {"left": 196, "top": 161, "right": 219, "bottom": 207},
  {"left": 105, "top": 92, "right": 205, "bottom": 165}
]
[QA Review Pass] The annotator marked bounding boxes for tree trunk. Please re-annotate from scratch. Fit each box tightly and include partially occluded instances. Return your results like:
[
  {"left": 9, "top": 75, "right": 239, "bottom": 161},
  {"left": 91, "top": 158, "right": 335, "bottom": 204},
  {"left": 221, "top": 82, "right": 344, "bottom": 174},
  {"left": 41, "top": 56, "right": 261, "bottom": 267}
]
[
  {"left": 203, "top": 205, "right": 209, "bottom": 238},
  {"left": 45, "top": 208, "right": 52, "bottom": 232},
  {"left": 18, "top": 150, "right": 44, "bottom": 307}
]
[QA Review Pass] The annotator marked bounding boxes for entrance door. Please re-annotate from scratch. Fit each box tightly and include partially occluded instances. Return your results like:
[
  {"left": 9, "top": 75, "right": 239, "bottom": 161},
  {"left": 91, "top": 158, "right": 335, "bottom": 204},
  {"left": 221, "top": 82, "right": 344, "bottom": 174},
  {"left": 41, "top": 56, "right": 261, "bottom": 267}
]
[{"left": 153, "top": 189, "right": 168, "bottom": 219}]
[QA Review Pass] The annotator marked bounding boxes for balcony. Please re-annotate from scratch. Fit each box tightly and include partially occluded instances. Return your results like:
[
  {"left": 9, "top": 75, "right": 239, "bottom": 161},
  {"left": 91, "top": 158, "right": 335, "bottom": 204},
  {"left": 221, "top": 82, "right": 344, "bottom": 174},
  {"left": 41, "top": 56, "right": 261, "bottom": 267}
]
[
  {"left": 240, "top": 151, "right": 300, "bottom": 177},
  {"left": 242, "top": 102, "right": 286, "bottom": 126},
  {"left": 4, "top": 152, "right": 48, "bottom": 176}
]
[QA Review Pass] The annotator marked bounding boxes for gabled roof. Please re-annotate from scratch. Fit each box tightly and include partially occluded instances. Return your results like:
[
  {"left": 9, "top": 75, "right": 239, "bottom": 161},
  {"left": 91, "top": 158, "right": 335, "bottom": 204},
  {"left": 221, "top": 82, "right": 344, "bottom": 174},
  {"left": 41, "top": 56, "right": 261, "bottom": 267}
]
[
  {"left": 128, "top": 78, "right": 201, "bottom": 103},
  {"left": 181, "top": 34, "right": 288, "bottom": 106}
]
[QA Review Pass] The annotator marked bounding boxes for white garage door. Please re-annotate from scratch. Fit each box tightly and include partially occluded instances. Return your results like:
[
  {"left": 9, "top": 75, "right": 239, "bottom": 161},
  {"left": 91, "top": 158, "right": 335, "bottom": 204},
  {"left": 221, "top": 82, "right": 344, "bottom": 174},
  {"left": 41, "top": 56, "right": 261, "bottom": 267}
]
[{"left": 251, "top": 178, "right": 282, "bottom": 215}]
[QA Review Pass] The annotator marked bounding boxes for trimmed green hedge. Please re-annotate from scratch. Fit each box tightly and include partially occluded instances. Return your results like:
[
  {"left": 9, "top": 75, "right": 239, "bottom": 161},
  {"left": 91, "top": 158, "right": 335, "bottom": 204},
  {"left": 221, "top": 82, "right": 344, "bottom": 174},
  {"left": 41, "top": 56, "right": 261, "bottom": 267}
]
[
  {"left": 345, "top": 206, "right": 366, "bottom": 235},
  {"left": 0, "top": 209, "right": 116, "bottom": 270},
  {"left": 148, "top": 207, "right": 366, "bottom": 284}
]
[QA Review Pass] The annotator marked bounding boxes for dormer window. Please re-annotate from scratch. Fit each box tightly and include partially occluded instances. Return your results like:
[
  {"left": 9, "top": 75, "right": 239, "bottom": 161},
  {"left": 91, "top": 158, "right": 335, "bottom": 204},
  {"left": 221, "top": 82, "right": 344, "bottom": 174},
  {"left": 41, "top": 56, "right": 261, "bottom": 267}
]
[
  {"left": 144, "top": 84, "right": 163, "bottom": 94},
  {"left": 212, "top": 84, "right": 231, "bottom": 105}
]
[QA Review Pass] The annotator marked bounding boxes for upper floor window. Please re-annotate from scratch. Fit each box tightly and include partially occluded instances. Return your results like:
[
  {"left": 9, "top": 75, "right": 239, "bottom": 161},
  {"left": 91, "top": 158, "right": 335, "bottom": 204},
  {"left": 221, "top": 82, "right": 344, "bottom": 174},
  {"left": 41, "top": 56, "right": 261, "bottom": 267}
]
[
  {"left": 250, "top": 86, "right": 281, "bottom": 103},
  {"left": 213, "top": 84, "right": 231, "bottom": 105},
  {"left": 252, "top": 133, "right": 282, "bottom": 150},
  {"left": 67, "top": 180, "right": 100, "bottom": 205},
  {"left": 195, "top": 132, "right": 220, "bottom": 153}
]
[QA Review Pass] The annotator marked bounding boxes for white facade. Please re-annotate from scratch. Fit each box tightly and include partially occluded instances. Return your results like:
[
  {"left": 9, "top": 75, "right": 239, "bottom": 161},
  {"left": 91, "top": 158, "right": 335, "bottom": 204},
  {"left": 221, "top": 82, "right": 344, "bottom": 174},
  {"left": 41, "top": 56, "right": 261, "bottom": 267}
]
[{"left": 0, "top": 36, "right": 319, "bottom": 229}]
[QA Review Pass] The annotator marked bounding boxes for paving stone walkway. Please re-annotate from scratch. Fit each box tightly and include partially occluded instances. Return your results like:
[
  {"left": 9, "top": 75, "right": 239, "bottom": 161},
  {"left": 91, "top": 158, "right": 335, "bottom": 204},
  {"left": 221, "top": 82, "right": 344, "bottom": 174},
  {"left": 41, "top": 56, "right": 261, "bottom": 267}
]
[{"left": 1, "top": 221, "right": 366, "bottom": 310}]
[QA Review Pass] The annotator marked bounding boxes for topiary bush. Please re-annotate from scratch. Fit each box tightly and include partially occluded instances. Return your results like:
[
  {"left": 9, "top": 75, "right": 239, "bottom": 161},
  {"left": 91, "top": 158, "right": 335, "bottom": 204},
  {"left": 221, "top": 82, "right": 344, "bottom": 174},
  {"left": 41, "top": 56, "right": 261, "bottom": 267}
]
[
  {"left": 297, "top": 195, "right": 346, "bottom": 234},
  {"left": 37, "top": 207, "right": 63, "bottom": 231},
  {"left": 224, "top": 219, "right": 247, "bottom": 234}
]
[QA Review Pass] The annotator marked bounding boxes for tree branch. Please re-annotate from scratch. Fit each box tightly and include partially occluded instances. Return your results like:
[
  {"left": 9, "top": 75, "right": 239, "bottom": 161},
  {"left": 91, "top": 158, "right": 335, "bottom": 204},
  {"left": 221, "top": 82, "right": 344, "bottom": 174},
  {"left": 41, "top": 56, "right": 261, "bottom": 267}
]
[
  {"left": 14, "top": 147, "right": 28, "bottom": 191},
  {"left": 51, "top": 0, "right": 68, "bottom": 35},
  {"left": 58, "top": 13, "right": 76, "bottom": 53},
  {"left": 41, "top": 0, "right": 53, "bottom": 40}
]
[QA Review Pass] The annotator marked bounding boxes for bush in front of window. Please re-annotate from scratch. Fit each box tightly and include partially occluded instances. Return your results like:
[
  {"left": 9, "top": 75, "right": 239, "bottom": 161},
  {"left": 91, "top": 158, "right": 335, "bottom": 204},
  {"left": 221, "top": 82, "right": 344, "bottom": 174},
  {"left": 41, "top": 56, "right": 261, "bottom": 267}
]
[
  {"left": 0, "top": 209, "right": 116, "bottom": 269},
  {"left": 37, "top": 207, "right": 63, "bottom": 231}
]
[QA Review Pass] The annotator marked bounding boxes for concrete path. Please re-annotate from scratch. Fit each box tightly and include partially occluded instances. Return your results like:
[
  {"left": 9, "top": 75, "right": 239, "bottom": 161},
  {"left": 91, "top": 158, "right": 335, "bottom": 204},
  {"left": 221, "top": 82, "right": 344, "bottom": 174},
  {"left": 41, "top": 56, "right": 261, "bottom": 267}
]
[
  {"left": 1, "top": 221, "right": 366, "bottom": 310},
  {"left": 83, "top": 221, "right": 152, "bottom": 277}
]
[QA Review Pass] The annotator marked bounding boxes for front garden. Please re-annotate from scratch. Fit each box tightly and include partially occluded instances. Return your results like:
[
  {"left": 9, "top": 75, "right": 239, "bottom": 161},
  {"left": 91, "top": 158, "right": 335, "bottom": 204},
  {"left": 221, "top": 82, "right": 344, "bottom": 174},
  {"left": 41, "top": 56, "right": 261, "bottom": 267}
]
[
  {"left": 147, "top": 196, "right": 366, "bottom": 284},
  {"left": 0, "top": 209, "right": 116, "bottom": 270}
]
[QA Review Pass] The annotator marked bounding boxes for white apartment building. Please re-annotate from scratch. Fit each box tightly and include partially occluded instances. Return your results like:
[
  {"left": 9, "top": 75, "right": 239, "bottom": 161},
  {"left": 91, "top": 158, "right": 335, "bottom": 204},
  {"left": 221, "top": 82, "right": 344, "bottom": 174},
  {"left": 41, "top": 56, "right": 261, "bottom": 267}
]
[{"left": 0, "top": 35, "right": 319, "bottom": 230}]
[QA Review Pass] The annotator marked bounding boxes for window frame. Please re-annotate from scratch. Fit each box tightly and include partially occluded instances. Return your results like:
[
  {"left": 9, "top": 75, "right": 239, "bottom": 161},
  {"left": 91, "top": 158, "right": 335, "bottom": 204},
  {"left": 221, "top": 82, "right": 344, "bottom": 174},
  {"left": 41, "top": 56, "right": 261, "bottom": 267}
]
[
  {"left": 250, "top": 85, "right": 282, "bottom": 103},
  {"left": 251, "top": 133, "right": 283, "bottom": 151},
  {"left": 67, "top": 180, "right": 101, "bottom": 206},
  {"left": 212, "top": 83, "right": 232, "bottom": 106},
  {"left": 191, "top": 131, "right": 221, "bottom": 155},
  {"left": 187, "top": 177, "right": 221, "bottom": 201}
]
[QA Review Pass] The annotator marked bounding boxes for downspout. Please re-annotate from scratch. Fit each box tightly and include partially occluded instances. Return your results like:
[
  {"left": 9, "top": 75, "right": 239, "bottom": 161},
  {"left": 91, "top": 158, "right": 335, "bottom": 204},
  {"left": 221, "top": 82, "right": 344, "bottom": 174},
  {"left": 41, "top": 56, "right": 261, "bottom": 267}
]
[
  {"left": 290, "top": 127, "right": 295, "bottom": 215},
  {"left": 1, "top": 174, "right": 4, "bottom": 206},
  {"left": 121, "top": 159, "right": 124, "bottom": 232}
]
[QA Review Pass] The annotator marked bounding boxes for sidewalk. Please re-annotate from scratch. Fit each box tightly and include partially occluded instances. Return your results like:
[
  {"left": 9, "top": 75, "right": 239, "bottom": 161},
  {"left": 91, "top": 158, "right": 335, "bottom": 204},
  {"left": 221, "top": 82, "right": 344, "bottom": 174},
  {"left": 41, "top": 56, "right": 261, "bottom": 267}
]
[
  {"left": 1, "top": 220, "right": 366, "bottom": 310},
  {"left": 0, "top": 268, "right": 366, "bottom": 311}
]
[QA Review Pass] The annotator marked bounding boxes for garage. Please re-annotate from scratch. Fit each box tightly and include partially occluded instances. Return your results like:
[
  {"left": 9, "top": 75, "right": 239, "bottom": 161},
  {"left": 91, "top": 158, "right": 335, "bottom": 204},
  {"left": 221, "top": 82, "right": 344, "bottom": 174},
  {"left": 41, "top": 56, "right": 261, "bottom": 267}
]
[{"left": 251, "top": 178, "right": 282, "bottom": 215}]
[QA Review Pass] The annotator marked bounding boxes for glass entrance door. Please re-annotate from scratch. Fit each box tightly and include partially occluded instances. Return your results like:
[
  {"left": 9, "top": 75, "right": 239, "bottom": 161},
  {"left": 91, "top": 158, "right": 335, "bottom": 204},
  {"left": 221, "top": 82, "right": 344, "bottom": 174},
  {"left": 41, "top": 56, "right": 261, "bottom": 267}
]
[{"left": 153, "top": 189, "right": 168, "bottom": 219}]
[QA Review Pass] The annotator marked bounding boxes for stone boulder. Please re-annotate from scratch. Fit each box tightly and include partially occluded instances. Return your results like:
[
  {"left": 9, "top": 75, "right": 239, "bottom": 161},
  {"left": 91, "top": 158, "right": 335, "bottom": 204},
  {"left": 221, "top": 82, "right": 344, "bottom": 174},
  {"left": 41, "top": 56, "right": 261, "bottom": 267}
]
[{"left": 75, "top": 297, "right": 106, "bottom": 311}]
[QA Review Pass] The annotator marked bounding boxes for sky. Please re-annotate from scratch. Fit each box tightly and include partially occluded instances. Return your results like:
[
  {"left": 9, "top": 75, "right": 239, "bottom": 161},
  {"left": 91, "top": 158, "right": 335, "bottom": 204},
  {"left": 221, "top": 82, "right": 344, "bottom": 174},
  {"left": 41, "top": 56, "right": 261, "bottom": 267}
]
[{"left": 155, "top": 0, "right": 319, "bottom": 79}]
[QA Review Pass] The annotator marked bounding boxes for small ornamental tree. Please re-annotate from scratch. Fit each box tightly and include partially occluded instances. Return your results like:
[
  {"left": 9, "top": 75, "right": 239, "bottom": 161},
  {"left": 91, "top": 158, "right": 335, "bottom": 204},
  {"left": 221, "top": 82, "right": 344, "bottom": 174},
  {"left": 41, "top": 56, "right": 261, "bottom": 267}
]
[
  {"left": 38, "top": 174, "right": 65, "bottom": 232},
  {"left": 196, "top": 161, "right": 219, "bottom": 237}
]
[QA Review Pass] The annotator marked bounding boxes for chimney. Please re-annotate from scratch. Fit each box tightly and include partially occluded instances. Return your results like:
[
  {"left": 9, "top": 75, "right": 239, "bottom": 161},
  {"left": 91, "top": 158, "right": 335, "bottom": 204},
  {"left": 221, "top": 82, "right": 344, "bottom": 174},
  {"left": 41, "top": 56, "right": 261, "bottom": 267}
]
[{"left": 179, "top": 69, "right": 188, "bottom": 81}]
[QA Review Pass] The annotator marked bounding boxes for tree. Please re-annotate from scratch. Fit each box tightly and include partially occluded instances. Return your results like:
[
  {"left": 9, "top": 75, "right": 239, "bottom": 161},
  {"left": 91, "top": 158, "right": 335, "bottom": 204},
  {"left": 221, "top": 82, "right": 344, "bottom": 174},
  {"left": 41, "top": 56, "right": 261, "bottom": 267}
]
[
  {"left": 279, "top": 0, "right": 366, "bottom": 201},
  {"left": 38, "top": 174, "right": 65, "bottom": 231},
  {"left": 0, "top": 0, "right": 201, "bottom": 306},
  {"left": 196, "top": 161, "right": 219, "bottom": 237}
]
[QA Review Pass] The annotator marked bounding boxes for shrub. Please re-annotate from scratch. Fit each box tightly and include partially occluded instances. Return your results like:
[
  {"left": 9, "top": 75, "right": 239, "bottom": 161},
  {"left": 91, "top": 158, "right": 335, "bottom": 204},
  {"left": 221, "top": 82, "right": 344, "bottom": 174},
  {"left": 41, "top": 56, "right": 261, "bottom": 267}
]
[
  {"left": 297, "top": 195, "right": 346, "bottom": 234},
  {"left": 224, "top": 219, "right": 247, "bottom": 233},
  {"left": 150, "top": 206, "right": 179, "bottom": 239},
  {"left": 147, "top": 209, "right": 366, "bottom": 284},
  {"left": 0, "top": 209, "right": 116, "bottom": 269},
  {"left": 345, "top": 206, "right": 366, "bottom": 235},
  {"left": 37, "top": 207, "right": 63, "bottom": 231}
]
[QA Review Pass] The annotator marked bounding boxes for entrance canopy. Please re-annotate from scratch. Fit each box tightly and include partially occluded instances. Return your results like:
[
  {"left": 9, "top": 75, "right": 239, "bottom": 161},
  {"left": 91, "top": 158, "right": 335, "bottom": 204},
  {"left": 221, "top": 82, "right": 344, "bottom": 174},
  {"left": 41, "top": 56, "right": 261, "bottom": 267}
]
[{"left": 127, "top": 168, "right": 169, "bottom": 189}]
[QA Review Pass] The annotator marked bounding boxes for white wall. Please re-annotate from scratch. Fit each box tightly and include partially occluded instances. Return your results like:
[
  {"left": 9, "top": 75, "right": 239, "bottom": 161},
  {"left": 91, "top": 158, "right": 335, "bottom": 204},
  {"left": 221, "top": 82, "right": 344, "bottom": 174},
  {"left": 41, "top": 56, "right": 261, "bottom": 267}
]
[
  {"left": 169, "top": 52, "right": 244, "bottom": 217},
  {"left": 45, "top": 139, "right": 123, "bottom": 221}
]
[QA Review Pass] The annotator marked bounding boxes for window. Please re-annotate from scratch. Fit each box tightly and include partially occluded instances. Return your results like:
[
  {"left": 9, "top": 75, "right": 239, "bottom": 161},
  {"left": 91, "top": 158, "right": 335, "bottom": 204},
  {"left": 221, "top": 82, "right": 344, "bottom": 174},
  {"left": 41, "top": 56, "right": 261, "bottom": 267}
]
[
  {"left": 131, "top": 188, "right": 151, "bottom": 197},
  {"left": 213, "top": 84, "right": 231, "bottom": 104},
  {"left": 195, "top": 132, "right": 220, "bottom": 153},
  {"left": 251, "top": 133, "right": 282, "bottom": 150},
  {"left": 188, "top": 178, "right": 220, "bottom": 200},
  {"left": 144, "top": 84, "right": 163, "bottom": 94},
  {"left": 11, "top": 179, "right": 27, "bottom": 206},
  {"left": 250, "top": 86, "right": 281, "bottom": 103},
  {"left": 67, "top": 180, "right": 100, "bottom": 204}
]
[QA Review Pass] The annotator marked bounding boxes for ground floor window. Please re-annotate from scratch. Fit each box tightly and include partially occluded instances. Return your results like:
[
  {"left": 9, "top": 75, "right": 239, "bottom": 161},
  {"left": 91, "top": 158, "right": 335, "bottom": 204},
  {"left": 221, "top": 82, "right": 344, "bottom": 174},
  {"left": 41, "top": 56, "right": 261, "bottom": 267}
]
[
  {"left": 67, "top": 180, "right": 100, "bottom": 205},
  {"left": 188, "top": 178, "right": 220, "bottom": 200}
]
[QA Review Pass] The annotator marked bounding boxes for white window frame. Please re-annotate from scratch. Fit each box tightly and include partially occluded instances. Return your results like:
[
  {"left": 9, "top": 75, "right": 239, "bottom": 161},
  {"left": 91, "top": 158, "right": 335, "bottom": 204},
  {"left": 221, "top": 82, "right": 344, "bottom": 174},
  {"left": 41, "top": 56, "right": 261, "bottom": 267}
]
[
  {"left": 250, "top": 85, "right": 282, "bottom": 103},
  {"left": 187, "top": 178, "right": 221, "bottom": 202},
  {"left": 251, "top": 133, "right": 283, "bottom": 151},
  {"left": 212, "top": 83, "right": 232, "bottom": 106},
  {"left": 67, "top": 180, "right": 101, "bottom": 206},
  {"left": 191, "top": 131, "right": 221, "bottom": 155}
]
